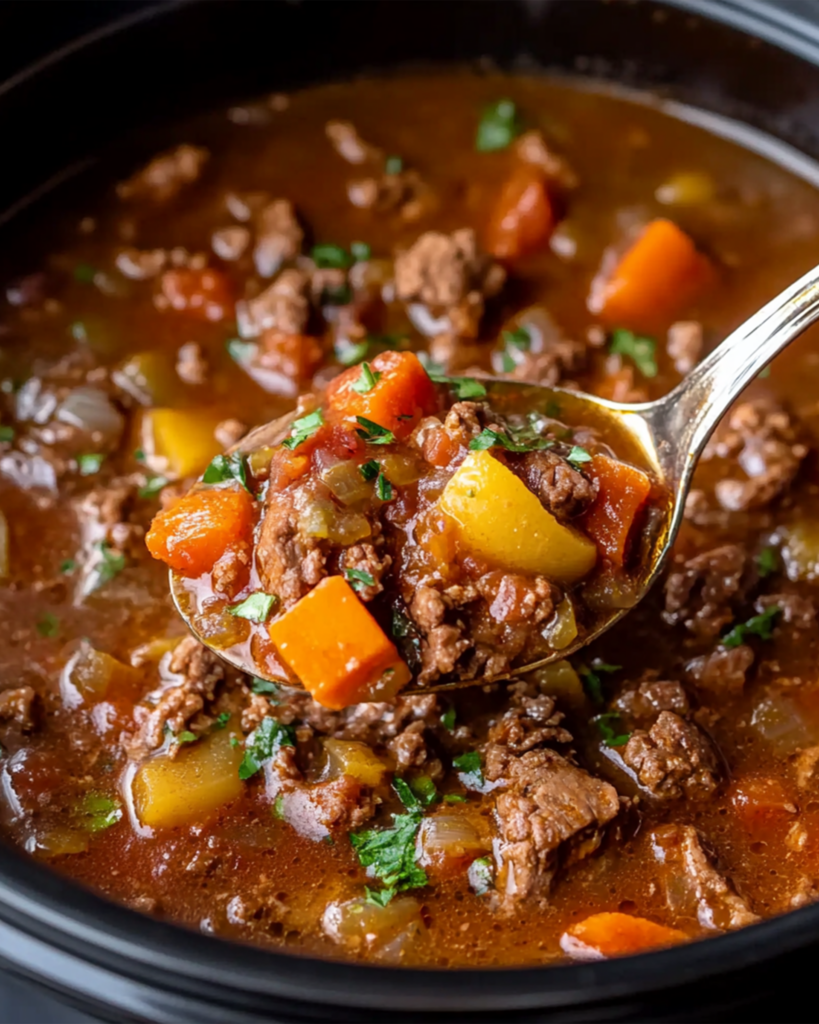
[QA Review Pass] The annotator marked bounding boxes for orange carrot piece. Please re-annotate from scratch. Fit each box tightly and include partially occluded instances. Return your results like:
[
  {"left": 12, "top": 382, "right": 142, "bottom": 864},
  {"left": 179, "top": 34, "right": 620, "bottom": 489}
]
[
  {"left": 580, "top": 455, "right": 652, "bottom": 566},
  {"left": 145, "top": 487, "right": 256, "bottom": 576},
  {"left": 731, "top": 775, "right": 796, "bottom": 835},
  {"left": 326, "top": 351, "right": 438, "bottom": 440},
  {"left": 268, "top": 575, "right": 410, "bottom": 710},
  {"left": 588, "top": 218, "right": 713, "bottom": 330},
  {"left": 486, "top": 164, "right": 555, "bottom": 260},
  {"left": 562, "top": 912, "right": 687, "bottom": 960}
]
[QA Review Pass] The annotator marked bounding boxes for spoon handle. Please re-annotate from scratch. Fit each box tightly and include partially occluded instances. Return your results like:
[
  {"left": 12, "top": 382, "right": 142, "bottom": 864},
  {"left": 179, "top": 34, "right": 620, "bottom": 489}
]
[{"left": 641, "top": 260, "right": 819, "bottom": 491}]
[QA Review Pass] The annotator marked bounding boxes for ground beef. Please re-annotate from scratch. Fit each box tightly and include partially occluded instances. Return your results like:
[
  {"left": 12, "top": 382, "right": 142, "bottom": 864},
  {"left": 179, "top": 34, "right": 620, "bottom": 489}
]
[
  {"left": 78, "top": 479, "right": 144, "bottom": 559},
  {"left": 442, "top": 400, "right": 487, "bottom": 449},
  {"left": 685, "top": 644, "right": 754, "bottom": 696},
  {"left": 487, "top": 745, "right": 620, "bottom": 908},
  {"left": 621, "top": 711, "right": 720, "bottom": 801},
  {"left": 272, "top": 746, "right": 376, "bottom": 835},
  {"left": 255, "top": 488, "right": 326, "bottom": 608},
  {"left": 703, "top": 399, "right": 808, "bottom": 511},
  {"left": 614, "top": 679, "right": 690, "bottom": 721},
  {"left": 650, "top": 824, "right": 759, "bottom": 930},
  {"left": 0, "top": 686, "right": 37, "bottom": 730},
  {"left": 175, "top": 342, "right": 208, "bottom": 385},
  {"left": 388, "top": 719, "right": 436, "bottom": 772},
  {"left": 667, "top": 320, "right": 704, "bottom": 375},
  {"left": 341, "top": 543, "right": 390, "bottom": 602},
  {"left": 253, "top": 200, "right": 304, "bottom": 278},
  {"left": 348, "top": 167, "right": 433, "bottom": 223},
  {"left": 477, "top": 571, "right": 558, "bottom": 628},
  {"left": 663, "top": 543, "right": 749, "bottom": 638},
  {"left": 210, "top": 543, "right": 252, "bottom": 599},
  {"left": 238, "top": 268, "right": 310, "bottom": 338},
  {"left": 117, "top": 144, "right": 208, "bottom": 202},
  {"left": 756, "top": 592, "right": 815, "bottom": 630},
  {"left": 487, "top": 692, "right": 572, "bottom": 756},
  {"left": 507, "top": 448, "right": 597, "bottom": 519},
  {"left": 394, "top": 229, "right": 504, "bottom": 338}
]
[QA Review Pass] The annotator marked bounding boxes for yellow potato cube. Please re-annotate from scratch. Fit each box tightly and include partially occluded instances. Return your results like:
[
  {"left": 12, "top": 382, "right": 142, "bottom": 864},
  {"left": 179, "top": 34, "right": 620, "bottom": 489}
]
[{"left": 141, "top": 408, "right": 222, "bottom": 478}]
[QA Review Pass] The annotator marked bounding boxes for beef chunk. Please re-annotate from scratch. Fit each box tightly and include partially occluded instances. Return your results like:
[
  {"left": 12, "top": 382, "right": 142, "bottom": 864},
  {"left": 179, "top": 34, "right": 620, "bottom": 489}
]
[
  {"left": 703, "top": 399, "right": 808, "bottom": 511},
  {"left": 650, "top": 824, "right": 759, "bottom": 930},
  {"left": 477, "top": 571, "right": 557, "bottom": 628},
  {"left": 663, "top": 543, "right": 749, "bottom": 638},
  {"left": 487, "top": 692, "right": 572, "bottom": 755},
  {"left": 210, "top": 542, "right": 251, "bottom": 599},
  {"left": 117, "top": 144, "right": 209, "bottom": 202},
  {"left": 686, "top": 645, "right": 754, "bottom": 697},
  {"left": 238, "top": 268, "right": 310, "bottom": 338},
  {"left": 272, "top": 746, "right": 376, "bottom": 837},
  {"left": 508, "top": 449, "right": 597, "bottom": 519},
  {"left": 442, "top": 400, "right": 487, "bottom": 448},
  {"left": 256, "top": 488, "right": 326, "bottom": 608},
  {"left": 621, "top": 711, "right": 720, "bottom": 801},
  {"left": 756, "top": 592, "right": 815, "bottom": 630},
  {"left": 394, "top": 229, "right": 504, "bottom": 338},
  {"left": 341, "top": 543, "right": 391, "bottom": 601},
  {"left": 615, "top": 679, "right": 690, "bottom": 721},
  {"left": 488, "top": 747, "right": 620, "bottom": 907},
  {"left": 253, "top": 200, "right": 304, "bottom": 278},
  {"left": 667, "top": 320, "right": 703, "bottom": 375},
  {"left": 0, "top": 686, "right": 37, "bottom": 730}
]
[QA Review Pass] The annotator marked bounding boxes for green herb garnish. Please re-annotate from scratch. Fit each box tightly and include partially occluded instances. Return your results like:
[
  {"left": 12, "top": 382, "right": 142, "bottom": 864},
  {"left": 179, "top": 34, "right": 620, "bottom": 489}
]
[
  {"left": 36, "top": 613, "right": 60, "bottom": 638},
  {"left": 345, "top": 568, "right": 376, "bottom": 592},
  {"left": 440, "top": 707, "right": 456, "bottom": 732},
  {"left": 78, "top": 793, "right": 122, "bottom": 832},
  {"left": 567, "top": 446, "right": 592, "bottom": 469},
  {"left": 282, "top": 409, "right": 324, "bottom": 451},
  {"left": 321, "top": 283, "right": 352, "bottom": 306},
  {"left": 578, "top": 661, "right": 621, "bottom": 705},
  {"left": 335, "top": 339, "right": 370, "bottom": 366},
  {"left": 273, "top": 794, "right": 285, "bottom": 819},
  {"left": 176, "top": 730, "right": 198, "bottom": 745},
  {"left": 610, "top": 328, "right": 658, "bottom": 378},
  {"left": 359, "top": 459, "right": 380, "bottom": 481},
  {"left": 77, "top": 453, "right": 104, "bottom": 476},
  {"left": 593, "top": 712, "right": 631, "bottom": 748},
  {"left": 0, "top": 426, "right": 15, "bottom": 443},
  {"left": 355, "top": 416, "right": 395, "bottom": 446},
  {"left": 375, "top": 472, "right": 393, "bottom": 501},
  {"left": 407, "top": 776, "right": 438, "bottom": 807},
  {"left": 443, "top": 793, "right": 468, "bottom": 804},
  {"left": 350, "top": 241, "right": 371, "bottom": 262},
  {"left": 501, "top": 326, "right": 532, "bottom": 368},
  {"left": 60, "top": 559, "right": 77, "bottom": 575},
  {"left": 94, "top": 541, "right": 126, "bottom": 588},
  {"left": 722, "top": 605, "right": 781, "bottom": 649},
  {"left": 364, "top": 886, "right": 395, "bottom": 907},
  {"left": 215, "top": 712, "right": 231, "bottom": 729},
  {"left": 203, "top": 452, "right": 251, "bottom": 492},
  {"left": 239, "top": 717, "right": 296, "bottom": 780},
  {"left": 384, "top": 155, "right": 404, "bottom": 175},
  {"left": 757, "top": 547, "right": 779, "bottom": 579},
  {"left": 228, "top": 591, "right": 278, "bottom": 623},
  {"left": 469, "top": 427, "right": 553, "bottom": 455},
  {"left": 73, "top": 263, "right": 96, "bottom": 284},
  {"left": 476, "top": 98, "right": 521, "bottom": 152},
  {"left": 429, "top": 374, "right": 488, "bottom": 400},
  {"left": 351, "top": 362, "right": 382, "bottom": 395},
  {"left": 311, "top": 243, "right": 353, "bottom": 269},
  {"left": 251, "top": 678, "right": 280, "bottom": 696},
  {"left": 453, "top": 750, "right": 484, "bottom": 788},
  {"left": 468, "top": 855, "right": 494, "bottom": 895},
  {"left": 138, "top": 474, "right": 169, "bottom": 499}
]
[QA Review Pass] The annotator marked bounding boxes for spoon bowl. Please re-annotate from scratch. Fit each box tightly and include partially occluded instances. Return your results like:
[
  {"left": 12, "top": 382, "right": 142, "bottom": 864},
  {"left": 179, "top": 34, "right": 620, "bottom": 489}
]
[{"left": 170, "top": 261, "right": 819, "bottom": 694}]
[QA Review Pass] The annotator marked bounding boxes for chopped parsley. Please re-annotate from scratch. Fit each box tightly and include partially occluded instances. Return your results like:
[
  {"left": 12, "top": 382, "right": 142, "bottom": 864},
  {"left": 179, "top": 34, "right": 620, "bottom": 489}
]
[
  {"left": 203, "top": 452, "right": 251, "bottom": 492},
  {"left": 345, "top": 567, "right": 375, "bottom": 592},
  {"left": 440, "top": 707, "right": 456, "bottom": 732},
  {"left": 351, "top": 362, "right": 382, "bottom": 394},
  {"left": 214, "top": 712, "right": 231, "bottom": 729},
  {"left": 406, "top": 775, "right": 438, "bottom": 807},
  {"left": 0, "top": 426, "right": 15, "bottom": 442},
  {"left": 468, "top": 856, "right": 494, "bottom": 895},
  {"left": 239, "top": 717, "right": 296, "bottom": 780},
  {"left": 384, "top": 155, "right": 404, "bottom": 175},
  {"left": 443, "top": 793, "right": 468, "bottom": 804},
  {"left": 77, "top": 453, "right": 104, "bottom": 476},
  {"left": 59, "top": 559, "right": 77, "bottom": 575},
  {"left": 133, "top": 448, "right": 146, "bottom": 463},
  {"left": 311, "top": 242, "right": 353, "bottom": 270},
  {"left": 355, "top": 416, "right": 395, "bottom": 446},
  {"left": 722, "top": 605, "right": 781, "bottom": 649},
  {"left": 138, "top": 474, "right": 169, "bottom": 499},
  {"left": 469, "top": 426, "right": 553, "bottom": 455},
  {"left": 593, "top": 712, "right": 631, "bottom": 748},
  {"left": 757, "top": 546, "right": 779, "bottom": 578},
  {"left": 335, "top": 339, "right": 370, "bottom": 366},
  {"left": 453, "top": 750, "right": 484, "bottom": 789},
  {"left": 282, "top": 409, "right": 324, "bottom": 451},
  {"left": 610, "top": 328, "right": 658, "bottom": 378},
  {"left": 350, "top": 241, "right": 371, "bottom": 262},
  {"left": 78, "top": 793, "right": 122, "bottom": 832},
  {"left": 359, "top": 459, "right": 380, "bottom": 482},
  {"left": 567, "top": 446, "right": 592, "bottom": 469},
  {"left": 375, "top": 471, "right": 393, "bottom": 501},
  {"left": 429, "top": 374, "right": 487, "bottom": 400},
  {"left": 476, "top": 98, "right": 521, "bottom": 152},
  {"left": 226, "top": 337, "right": 256, "bottom": 364},
  {"left": 36, "top": 613, "right": 60, "bottom": 638},
  {"left": 73, "top": 262, "right": 97, "bottom": 284},
  {"left": 364, "top": 886, "right": 395, "bottom": 907},
  {"left": 228, "top": 591, "right": 278, "bottom": 623},
  {"left": 500, "top": 325, "right": 532, "bottom": 370},
  {"left": 93, "top": 541, "right": 126, "bottom": 588},
  {"left": 251, "top": 678, "right": 280, "bottom": 696},
  {"left": 321, "top": 282, "right": 352, "bottom": 306},
  {"left": 350, "top": 780, "right": 429, "bottom": 905},
  {"left": 273, "top": 794, "right": 285, "bottom": 819},
  {"left": 578, "top": 661, "right": 621, "bottom": 705},
  {"left": 176, "top": 730, "right": 198, "bottom": 745},
  {"left": 391, "top": 609, "right": 415, "bottom": 639}
]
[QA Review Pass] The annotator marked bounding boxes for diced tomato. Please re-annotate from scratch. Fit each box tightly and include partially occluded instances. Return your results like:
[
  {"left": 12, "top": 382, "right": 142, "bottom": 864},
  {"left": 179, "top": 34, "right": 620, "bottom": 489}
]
[
  {"left": 268, "top": 447, "right": 311, "bottom": 490},
  {"left": 326, "top": 351, "right": 438, "bottom": 440},
  {"left": 158, "top": 268, "right": 234, "bottom": 322},
  {"left": 486, "top": 165, "right": 555, "bottom": 260},
  {"left": 579, "top": 455, "right": 652, "bottom": 567}
]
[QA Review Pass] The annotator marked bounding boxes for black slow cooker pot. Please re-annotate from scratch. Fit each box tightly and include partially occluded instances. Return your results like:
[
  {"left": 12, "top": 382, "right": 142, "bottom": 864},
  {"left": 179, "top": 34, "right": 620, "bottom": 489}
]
[{"left": 2, "top": 1, "right": 819, "bottom": 1020}]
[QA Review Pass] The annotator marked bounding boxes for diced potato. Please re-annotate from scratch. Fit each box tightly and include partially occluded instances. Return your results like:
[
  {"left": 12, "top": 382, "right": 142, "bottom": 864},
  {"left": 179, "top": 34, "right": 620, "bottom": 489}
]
[
  {"left": 64, "top": 642, "right": 142, "bottom": 703},
  {"left": 0, "top": 509, "right": 9, "bottom": 579},
  {"left": 655, "top": 171, "right": 715, "bottom": 206},
  {"left": 132, "top": 725, "right": 244, "bottom": 828},
  {"left": 533, "top": 659, "right": 585, "bottom": 705},
  {"left": 141, "top": 408, "right": 223, "bottom": 478},
  {"left": 780, "top": 519, "right": 819, "bottom": 582},
  {"left": 130, "top": 636, "right": 183, "bottom": 667},
  {"left": 112, "top": 350, "right": 181, "bottom": 407},
  {"left": 437, "top": 450, "right": 597, "bottom": 584},
  {"left": 541, "top": 597, "right": 578, "bottom": 649},
  {"left": 323, "top": 738, "right": 388, "bottom": 785}
]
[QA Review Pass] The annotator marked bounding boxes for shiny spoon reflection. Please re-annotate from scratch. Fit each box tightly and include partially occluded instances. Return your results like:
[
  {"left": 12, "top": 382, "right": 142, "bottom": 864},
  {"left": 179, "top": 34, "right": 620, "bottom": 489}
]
[{"left": 171, "top": 261, "right": 819, "bottom": 694}]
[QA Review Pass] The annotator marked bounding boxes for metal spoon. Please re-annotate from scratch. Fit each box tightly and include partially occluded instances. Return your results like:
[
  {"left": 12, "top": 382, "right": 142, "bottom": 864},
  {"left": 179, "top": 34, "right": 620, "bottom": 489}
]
[{"left": 171, "top": 261, "right": 819, "bottom": 694}]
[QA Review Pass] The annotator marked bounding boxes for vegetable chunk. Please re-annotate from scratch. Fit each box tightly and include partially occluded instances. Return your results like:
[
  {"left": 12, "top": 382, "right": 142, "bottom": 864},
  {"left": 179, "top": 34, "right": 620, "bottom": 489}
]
[
  {"left": 146, "top": 487, "right": 256, "bottom": 575},
  {"left": 437, "top": 449, "right": 597, "bottom": 584},
  {"left": 141, "top": 408, "right": 223, "bottom": 478},
  {"left": 132, "top": 726, "right": 244, "bottom": 828},
  {"left": 588, "top": 218, "right": 713, "bottom": 330},
  {"left": 268, "top": 575, "right": 411, "bottom": 709},
  {"left": 486, "top": 165, "right": 555, "bottom": 259},
  {"left": 561, "top": 912, "right": 687, "bottom": 959},
  {"left": 579, "top": 455, "right": 652, "bottom": 566}
]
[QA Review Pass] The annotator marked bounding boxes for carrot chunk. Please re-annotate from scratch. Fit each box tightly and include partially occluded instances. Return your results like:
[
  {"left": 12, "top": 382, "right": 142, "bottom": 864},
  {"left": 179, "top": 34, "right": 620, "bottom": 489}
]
[
  {"left": 561, "top": 912, "right": 687, "bottom": 960},
  {"left": 588, "top": 218, "right": 713, "bottom": 330},
  {"left": 145, "top": 487, "right": 256, "bottom": 576},
  {"left": 326, "top": 351, "right": 438, "bottom": 440},
  {"left": 579, "top": 455, "right": 652, "bottom": 566},
  {"left": 486, "top": 164, "right": 555, "bottom": 260},
  {"left": 268, "top": 575, "right": 410, "bottom": 709}
]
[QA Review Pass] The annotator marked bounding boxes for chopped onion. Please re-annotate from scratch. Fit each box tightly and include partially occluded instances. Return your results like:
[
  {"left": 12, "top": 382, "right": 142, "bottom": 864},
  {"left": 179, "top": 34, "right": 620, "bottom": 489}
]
[
  {"left": 0, "top": 452, "right": 57, "bottom": 491},
  {"left": 322, "top": 896, "right": 424, "bottom": 960},
  {"left": 541, "top": 597, "right": 578, "bottom": 650},
  {"left": 417, "top": 811, "right": 488, "bottom": 869},
  {"left": 751, "top": 693, "right": 819, "bottom": 756},
  {"left": 56, "top": 387, "right": 124, "bottom": 443},
  {"left": 321, "top": 461, "right": 373, "bottom": 506},
  {"left": 322, "top": 739, "right": 388, "bottom": 785}
]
